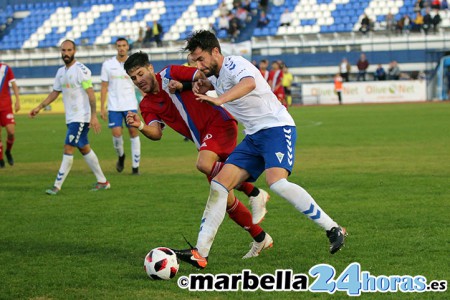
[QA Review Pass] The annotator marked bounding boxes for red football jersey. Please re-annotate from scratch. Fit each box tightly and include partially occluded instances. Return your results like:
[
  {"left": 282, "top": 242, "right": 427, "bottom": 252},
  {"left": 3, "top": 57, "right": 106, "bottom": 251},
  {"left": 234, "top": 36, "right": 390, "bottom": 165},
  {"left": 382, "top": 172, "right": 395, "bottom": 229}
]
[
  {"left": 140, "top": 65, "right": 236, "bottom": 150},
  {"left": 269, "top": 69, "right": 284, "bottom": 94},
  {"left": 260, "top": 69, "right": 270, "bottom": 82},
  {"left": 0, "top": 63, "right": 16, "bottom": 111}
]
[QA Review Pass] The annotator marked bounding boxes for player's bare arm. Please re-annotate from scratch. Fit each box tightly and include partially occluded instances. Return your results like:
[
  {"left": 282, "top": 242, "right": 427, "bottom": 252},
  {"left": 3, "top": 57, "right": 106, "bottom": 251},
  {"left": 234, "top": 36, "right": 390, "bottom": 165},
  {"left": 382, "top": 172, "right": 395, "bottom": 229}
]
[
  {"left": 86, "top": 87, "right": 101, "bottom": 134},
  {"left": 11, "top": 81, "right": 20, "bottom": 113},
  {"left": 195, "top": 77, "right": 256, "bottom": 106},
  {"left": 100, "top": 81, "right": 108, "bottom": 121},
  {"left": 29, "top": 90, "right": 61, "bottom": 117},
  {"left": 126, "top": 111, "right": 162, "bottom": 140}
]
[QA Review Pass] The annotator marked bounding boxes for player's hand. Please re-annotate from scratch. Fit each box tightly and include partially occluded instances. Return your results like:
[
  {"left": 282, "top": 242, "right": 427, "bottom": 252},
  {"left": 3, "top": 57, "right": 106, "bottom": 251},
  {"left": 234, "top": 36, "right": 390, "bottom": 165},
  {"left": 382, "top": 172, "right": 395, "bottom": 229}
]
[
  {"left": 100, "top": 108, "right": 107, "bottom": 121},
  {"left": 193, "top": 79, "right": 211, "bottom": 94},
  {"left": 194, "top": 93, "right": 223, "bottom": 106},
  {"left": 14, "top": 102, "right": 20, "bottom": 113},
  {"left": 29, "top": 106, "right": 41, "bottom": 118},
  {"left": 168, "top": 80, "right": 182, "bottom": 94},
  {"left": 126, "top": 111, "right": 141, "bottom": 128},
  {"left": 89, "top": 115, "right": 101, "bottom": 134}
]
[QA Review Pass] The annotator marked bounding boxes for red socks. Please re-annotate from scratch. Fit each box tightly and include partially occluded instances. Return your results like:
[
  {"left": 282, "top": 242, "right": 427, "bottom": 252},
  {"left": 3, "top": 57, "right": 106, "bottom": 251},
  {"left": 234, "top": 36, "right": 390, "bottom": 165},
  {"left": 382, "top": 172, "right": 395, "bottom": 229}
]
[
  {"left": 227, "top": 198, "right": 263, "bottom": 238},
  {"left": 6, "top": 136, "right": 14, "bottom": 152},
  {"left": 236, "top": 182, "right": 256, "bottom": 197}
]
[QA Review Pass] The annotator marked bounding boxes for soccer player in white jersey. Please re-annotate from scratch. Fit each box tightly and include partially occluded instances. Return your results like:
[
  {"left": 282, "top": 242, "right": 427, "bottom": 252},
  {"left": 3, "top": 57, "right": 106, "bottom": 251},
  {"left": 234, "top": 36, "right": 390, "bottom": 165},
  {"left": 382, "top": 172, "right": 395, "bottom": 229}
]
[
  {"left": 173, "top": 30, "right": 346, "bottom": 268},
  {"left": 29, "top": 40, "right": 110, "bottom": 195},
  {"left": 100, "top": 38, "right": 141, "bottom": 175}
]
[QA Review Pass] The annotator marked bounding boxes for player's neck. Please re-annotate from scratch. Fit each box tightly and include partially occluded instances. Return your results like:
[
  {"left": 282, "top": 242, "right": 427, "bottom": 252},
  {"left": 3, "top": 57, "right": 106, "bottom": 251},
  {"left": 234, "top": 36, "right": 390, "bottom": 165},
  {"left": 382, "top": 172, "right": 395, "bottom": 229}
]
[
  {"left": 117, "top": 55, "right": 128, "bottom": 63},
  {"left": 217, "top": 55, "right": 225, "bottom": 77},
  {"left": 65, "top": 60, "right": 76, "bottom": 68}
]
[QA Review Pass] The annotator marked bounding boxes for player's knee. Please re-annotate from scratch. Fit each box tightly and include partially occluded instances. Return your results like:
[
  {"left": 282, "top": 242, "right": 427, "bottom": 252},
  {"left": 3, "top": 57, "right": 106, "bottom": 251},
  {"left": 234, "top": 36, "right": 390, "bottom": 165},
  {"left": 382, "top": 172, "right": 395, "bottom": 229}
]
[
  {"left": 129, "top": 127, "right": 139, "bottom": 138},
  {"left": 6, "top": 126, "right": 15, "bottom": 137},
  {"left": 63, "top": 144, "right": 75, "bottom": 155},
  {"left": 78, "top": 145, "right": 91, "bottom": 155},
  {"left": 196, "top": 161, "right": 211, "bottom": 176}
]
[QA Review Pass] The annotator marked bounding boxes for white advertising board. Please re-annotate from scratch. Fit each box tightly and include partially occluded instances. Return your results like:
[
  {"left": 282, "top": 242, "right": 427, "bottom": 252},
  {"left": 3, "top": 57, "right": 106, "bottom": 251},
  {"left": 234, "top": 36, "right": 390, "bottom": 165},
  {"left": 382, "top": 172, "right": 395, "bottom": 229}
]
[{"left": 301, "top": 81, "right": 427, "bottom": 105}]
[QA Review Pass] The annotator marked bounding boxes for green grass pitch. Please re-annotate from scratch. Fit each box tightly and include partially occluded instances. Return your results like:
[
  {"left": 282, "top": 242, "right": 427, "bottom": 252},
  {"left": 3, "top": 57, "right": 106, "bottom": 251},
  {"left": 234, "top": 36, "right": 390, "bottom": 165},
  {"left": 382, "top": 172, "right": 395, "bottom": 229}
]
[{"left": 0, "top": 102, "right": 449, "bottom": 299}]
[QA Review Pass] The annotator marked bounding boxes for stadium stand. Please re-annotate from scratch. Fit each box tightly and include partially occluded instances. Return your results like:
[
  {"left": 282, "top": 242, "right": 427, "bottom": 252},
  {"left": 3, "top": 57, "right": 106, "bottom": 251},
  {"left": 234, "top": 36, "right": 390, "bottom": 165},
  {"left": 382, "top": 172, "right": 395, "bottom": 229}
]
[{"left": 0, "top": 0, "right": 449, "bottom": 97}]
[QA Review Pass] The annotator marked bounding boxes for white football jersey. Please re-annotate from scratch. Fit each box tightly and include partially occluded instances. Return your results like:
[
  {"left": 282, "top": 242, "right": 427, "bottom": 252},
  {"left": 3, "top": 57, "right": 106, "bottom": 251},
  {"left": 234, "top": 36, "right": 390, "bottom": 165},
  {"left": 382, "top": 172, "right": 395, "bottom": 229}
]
[
  {"left": 100, "top": 56, "right": 138, "bottom": 111},
  {"left": 208, "top": 56, "right": 295, "bottom": 135},
  {"left": 53, "top": 61, "right": 92, "bottom": 124}
]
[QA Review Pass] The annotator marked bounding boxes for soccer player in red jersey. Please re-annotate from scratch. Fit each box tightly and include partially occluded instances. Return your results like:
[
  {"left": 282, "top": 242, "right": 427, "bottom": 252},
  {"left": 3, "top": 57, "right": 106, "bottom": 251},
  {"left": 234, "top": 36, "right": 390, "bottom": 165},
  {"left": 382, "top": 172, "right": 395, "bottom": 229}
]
[
  {"left": 268, "top": 61, "right": 287, "bottom": 108},
  {"left": 124, "top": 52, "right": 272, "bottom": 263},
  {"left": 0, "top": 62, "right": 20, "bottom": 168}
]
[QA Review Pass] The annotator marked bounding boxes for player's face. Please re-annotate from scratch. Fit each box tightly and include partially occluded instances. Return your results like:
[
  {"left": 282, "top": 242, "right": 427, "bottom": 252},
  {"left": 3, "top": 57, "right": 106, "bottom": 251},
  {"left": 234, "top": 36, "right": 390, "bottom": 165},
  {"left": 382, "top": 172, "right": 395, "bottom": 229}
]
[
  {"left": 190, "top": 47, "right": 219, "bottom": 77},
  {"left": 116, "top": 40, "right": 129, "bottom": 57},
  {"left": 259, "top": 61, "right": 267, "bottom": 70},
  {"left": 128, "top": 65, "right": 157, "bottom": 93},
  {"left": 60, "top": 41, "right": 75, "bottom": 66}
]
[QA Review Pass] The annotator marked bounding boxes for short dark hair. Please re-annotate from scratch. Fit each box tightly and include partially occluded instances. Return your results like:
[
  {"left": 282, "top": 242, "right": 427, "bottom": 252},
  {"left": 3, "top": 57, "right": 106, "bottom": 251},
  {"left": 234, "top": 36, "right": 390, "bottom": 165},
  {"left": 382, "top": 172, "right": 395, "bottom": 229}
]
[
  {"left": 61, "top": 39, "right": 76, "bottom": 50},
  {"left": 116, "top": 37, "right": 128, "bottom": 44},
  {"left": 124, "top": 51, "right": 150, "bottom": 74},
  {"left": 184, "top": 30, "right": 221, "bottom": 54}
]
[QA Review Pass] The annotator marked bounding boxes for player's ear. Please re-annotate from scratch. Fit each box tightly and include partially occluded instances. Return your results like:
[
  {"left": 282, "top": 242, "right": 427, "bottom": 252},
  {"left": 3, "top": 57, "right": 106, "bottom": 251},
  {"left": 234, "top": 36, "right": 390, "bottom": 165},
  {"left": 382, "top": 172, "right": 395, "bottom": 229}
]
[{"left": 148, "top": 64, "right": 154, "bottom": 73}]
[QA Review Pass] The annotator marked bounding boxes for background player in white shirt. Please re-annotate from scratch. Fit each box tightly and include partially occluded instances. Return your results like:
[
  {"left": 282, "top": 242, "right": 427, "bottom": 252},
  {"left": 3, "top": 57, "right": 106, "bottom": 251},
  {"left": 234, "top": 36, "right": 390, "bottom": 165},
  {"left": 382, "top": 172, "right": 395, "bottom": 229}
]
[
  {"left": 29, "top": 40, "right": 110, "bottom": 195},
  {"left": 174, "top": 31, "right": 346, "bottom": 268},
  {"left": 101, "top": 38, "right": 141, "bottom": 175}
]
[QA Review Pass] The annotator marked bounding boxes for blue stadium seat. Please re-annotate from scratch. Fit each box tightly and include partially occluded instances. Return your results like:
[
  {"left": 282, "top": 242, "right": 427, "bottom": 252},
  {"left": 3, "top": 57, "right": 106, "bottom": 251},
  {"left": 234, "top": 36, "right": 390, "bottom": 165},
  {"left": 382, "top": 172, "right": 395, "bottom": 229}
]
[
  {"left": 253, "top": 28, "right": 262, "bottom": 36},
  {"left": 0, "top": 0, "right": 429, "bottom": 50},
  {"left": 217, "top": 29, "right": 228, "bottom": 39}
]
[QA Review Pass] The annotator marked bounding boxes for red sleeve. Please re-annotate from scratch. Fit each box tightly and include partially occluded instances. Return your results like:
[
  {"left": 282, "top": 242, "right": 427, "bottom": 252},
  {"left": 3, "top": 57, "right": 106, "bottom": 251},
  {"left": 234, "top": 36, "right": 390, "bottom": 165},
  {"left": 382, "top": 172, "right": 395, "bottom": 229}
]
[{"left": 168, "top": 65, "right": 197, "bottom": 82}]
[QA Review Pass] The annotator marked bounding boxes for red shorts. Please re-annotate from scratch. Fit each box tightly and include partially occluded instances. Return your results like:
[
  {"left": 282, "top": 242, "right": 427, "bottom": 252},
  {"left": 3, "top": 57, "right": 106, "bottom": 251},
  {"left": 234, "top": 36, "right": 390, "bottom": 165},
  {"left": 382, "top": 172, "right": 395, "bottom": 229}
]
[
  {"left": 199, "top": 119, "right": 238, "bottom": 162},
  {"left": 0, "top": 109, "right": 15, "bottom": 127}
]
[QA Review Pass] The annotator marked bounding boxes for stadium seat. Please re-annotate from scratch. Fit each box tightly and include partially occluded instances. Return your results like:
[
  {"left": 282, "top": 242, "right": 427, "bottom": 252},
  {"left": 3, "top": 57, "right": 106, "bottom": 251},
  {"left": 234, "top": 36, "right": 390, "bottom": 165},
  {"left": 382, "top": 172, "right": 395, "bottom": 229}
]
[{"left": 0, "top": 0, "right": 443, "bottom": 49}]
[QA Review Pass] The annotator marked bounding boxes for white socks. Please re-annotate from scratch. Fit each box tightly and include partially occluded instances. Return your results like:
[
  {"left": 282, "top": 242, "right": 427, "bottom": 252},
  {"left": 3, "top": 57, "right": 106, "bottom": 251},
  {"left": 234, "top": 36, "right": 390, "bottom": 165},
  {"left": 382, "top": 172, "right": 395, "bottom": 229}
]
[
  {"left": 53, "top": 154, "right": 73, "bottom": 189},
  {"left": 114, "top": 135, "right": 140, "bottom": 168},
  {"left": 196, "top": 180, "right": 228, "bottom": 257},
  {"left": 83, "top": 150, "right": 107, "bottom": 183},
  {"left": 113, "top": 136, "right": 124, "bottom": 157},
  {"left": 270, "top": 178, "right": 338, "bottom": 231},
  {"left": 130, "top": 136, "right": 141, "bottom": 168}
]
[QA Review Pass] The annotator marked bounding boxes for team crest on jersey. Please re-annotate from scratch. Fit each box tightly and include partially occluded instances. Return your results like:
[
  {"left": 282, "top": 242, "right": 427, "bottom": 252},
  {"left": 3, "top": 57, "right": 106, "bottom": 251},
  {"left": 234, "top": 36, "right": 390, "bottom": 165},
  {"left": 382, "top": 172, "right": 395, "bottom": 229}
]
[
  {"left": 162, "top": 77, "right": 170, "bottom": 89},
  {"left": 275, "top": 152, "right": 284, "bottom": 163}
]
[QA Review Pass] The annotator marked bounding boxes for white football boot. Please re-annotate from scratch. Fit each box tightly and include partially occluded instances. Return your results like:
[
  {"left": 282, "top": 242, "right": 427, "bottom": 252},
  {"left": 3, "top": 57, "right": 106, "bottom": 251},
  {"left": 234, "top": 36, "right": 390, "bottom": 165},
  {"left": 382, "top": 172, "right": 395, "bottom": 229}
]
[
  {"left": 249, "top": 188, "right": 269, "bottom": 224},
  {"left": 242, "top": 233, "right": 273, "bottom": 259}
]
